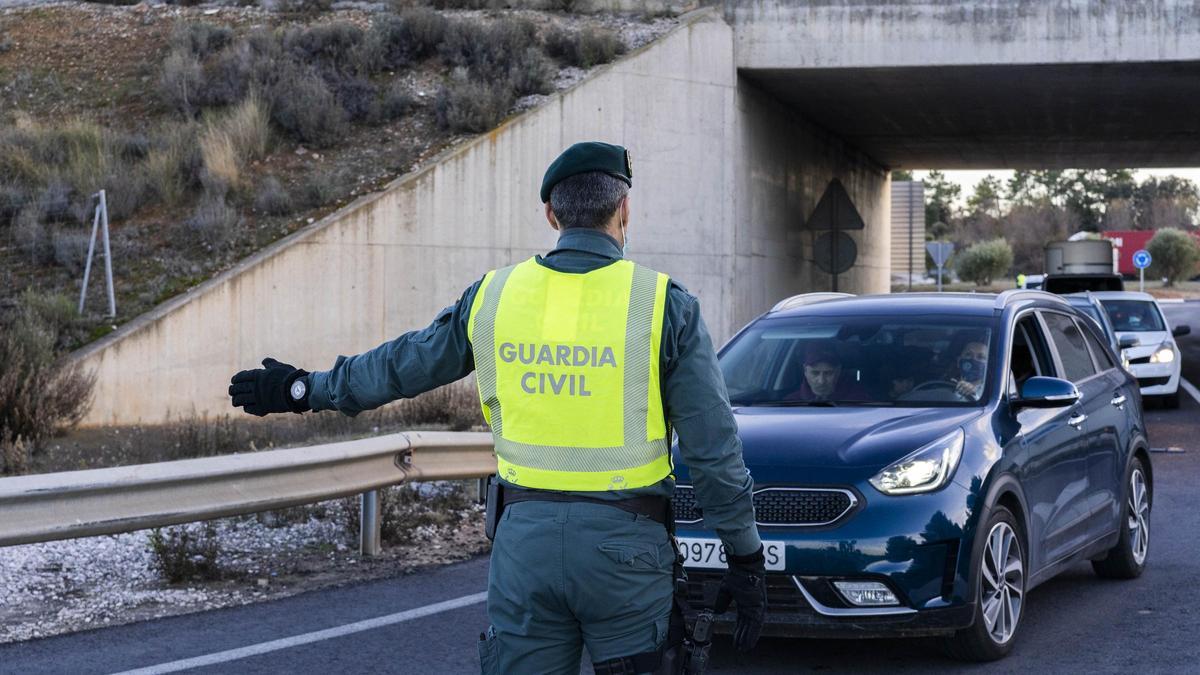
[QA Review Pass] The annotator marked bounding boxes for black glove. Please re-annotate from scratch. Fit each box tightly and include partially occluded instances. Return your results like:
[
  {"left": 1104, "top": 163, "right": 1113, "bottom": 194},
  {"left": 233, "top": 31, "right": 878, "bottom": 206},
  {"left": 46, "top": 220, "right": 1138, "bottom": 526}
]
[
  {"left": 714, "top": 545, "right": 767, "bottom": 652},
  {"left": 228, "top": 358, "right": 309, "bottom": 416}
]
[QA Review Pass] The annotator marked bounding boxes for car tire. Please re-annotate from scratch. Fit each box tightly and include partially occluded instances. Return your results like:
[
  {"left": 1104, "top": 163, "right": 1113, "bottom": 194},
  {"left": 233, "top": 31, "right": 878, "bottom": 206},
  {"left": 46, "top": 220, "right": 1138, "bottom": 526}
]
[
  {"left": 942, "top": 506, "right": 1026, "bottom": 662},
  {"left": 1161, "top": 391, "right": 1180, "bottom": 409},
  {"left": 1092, "top": 457, "right": 1151, "bottom": 579}
]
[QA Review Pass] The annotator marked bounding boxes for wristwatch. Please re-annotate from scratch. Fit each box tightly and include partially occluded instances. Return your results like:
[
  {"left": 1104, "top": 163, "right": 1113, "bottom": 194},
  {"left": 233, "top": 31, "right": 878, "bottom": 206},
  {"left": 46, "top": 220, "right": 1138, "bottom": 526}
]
[
  {"left": 286, "top": 372, "right": 311, "bottom": 413},
  {"left": 289, "top": 377, "right": 307, "bottom": 403}
]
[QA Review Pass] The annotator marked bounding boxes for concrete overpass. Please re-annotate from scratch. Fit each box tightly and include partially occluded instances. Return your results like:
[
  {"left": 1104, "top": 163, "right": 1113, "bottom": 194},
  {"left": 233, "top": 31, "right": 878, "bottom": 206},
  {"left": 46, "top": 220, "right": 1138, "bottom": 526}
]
[
  {"left": 730, "top": 0, "right": 1200, "bottom": 168},
  {"left": 76, "top": 1, "right": 1200, "bottom": 425}
]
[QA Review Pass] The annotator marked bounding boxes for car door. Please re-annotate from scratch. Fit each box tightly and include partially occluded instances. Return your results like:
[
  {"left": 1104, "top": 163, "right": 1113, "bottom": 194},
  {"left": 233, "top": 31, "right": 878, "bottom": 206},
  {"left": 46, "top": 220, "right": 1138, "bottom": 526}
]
[
  {"left": 1076, "top": 317, "right": 1130, "bottom": 539},
  {"left": 1038, "top": 311, "right": 1107, "bottom": 560},
  {"left": 1008, "top": 313, "right": 1091, "bottom": 571}
]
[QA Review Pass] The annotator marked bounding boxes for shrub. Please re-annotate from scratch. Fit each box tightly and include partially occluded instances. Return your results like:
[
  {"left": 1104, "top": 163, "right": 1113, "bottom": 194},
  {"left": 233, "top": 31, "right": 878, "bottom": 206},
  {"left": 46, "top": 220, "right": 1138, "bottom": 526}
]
[
  {"left": 1, "top": 433, "right": 30, "bottom": 476},
  {"left": 13, "top": 205, "right": 52, "bottom": 264},
  {"left": 181, "top": 192, "right": 239, "bottom": 247},
  {"left": 147, "top": 523, "right": 223, "bottom": 583},
  {"left": 160, "top": 50, "right": 204, "bottom": 117},
  {"left": 544, "top": 26, "right": 625, "bottom": 68},
  {"left": 370, "top": 9, "right": 448, "bottom": 70},
  {"left": 38, "top": 179, "right": 74, "bottom": 223},
  {"left": 145, "top": 122, "right": 201, "bottom": 205},
  {"left": 272, "top": 0, "right": 334, "bottom": 15},
  {"left": 0, "top": 292, "right": 95, "bottom": 462},
  {"left": 505, "top": 47, "right": 556, "bottom": 97},
  {"left": 254, "top": 176, "right": 293, "bottom": 215},
  {"left": 299, "top": 167, "right": 350, "bottom": 208},
  {"left": 439, "top": 17, "right": 539, "bottom": 82},
  {"left": 51, "top": 229, "right": 92, "bottom": 275},
  {"left": 283, "top": 22, "right": 363, "bottom": 69},
  {"left": 101, "top": 166, "right": 152, "bottom": 222},
  {"left": 381, "top": 81, "right": 417, "bottom": 121},
  {"left": 199, "top": 41, "right": 257, "bottom": 107},
  {"left": 267, "top": 64, "right": 348, "bottom": 147},
  {"left": 955, "top": 238, "right": 1013, "bottom": 286},
  {"left": 1147, "top": 228, "right": 1200, "bottom": 286},
  {"left": 434, "top": 79, "right": 513, "bottom": 133},
  {"left": 0, "top": 183, "right": 27, "bottom": 227},
  {"left": 169, "top": 21, "right": 234, "bottom": 59},
  {"left": 328, "top": 73, "right": 379, "bottom": 123}
]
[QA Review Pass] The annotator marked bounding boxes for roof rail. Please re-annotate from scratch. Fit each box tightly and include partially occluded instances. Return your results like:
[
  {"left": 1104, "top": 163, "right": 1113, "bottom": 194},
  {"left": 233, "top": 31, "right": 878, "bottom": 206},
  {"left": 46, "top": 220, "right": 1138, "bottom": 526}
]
[
  {"left": 993, "top": 289, "right": 1071, "bottom": 311},
  {"left": 770, "top": 292, "right": 856, "bottom": 313}
]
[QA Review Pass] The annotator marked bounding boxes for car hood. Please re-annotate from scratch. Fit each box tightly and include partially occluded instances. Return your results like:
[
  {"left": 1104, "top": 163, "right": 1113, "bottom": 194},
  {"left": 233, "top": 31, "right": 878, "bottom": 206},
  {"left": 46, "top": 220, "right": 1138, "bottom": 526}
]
[
  {"left": 1118, "top": 330, "right": 1170, "bottom": 358},
  {"left": 673, "top": 406, "right": 985, "bottom": 486}
]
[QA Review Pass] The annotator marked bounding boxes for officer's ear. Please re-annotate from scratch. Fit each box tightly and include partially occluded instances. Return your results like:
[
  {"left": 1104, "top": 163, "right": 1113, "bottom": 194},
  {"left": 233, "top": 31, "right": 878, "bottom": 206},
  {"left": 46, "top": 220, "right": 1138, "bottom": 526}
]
[
  {"left": 619, "top": 195, "right": 631, "bottom": 228},
  {"left": 545, "top": 202, "right": 560, "bottom": 231}
]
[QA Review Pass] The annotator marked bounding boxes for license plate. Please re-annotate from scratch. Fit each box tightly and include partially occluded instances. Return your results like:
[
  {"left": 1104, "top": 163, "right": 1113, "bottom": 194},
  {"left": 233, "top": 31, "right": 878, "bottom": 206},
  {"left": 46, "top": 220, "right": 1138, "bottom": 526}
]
[{"left": 677, "top": 538, "right": 785, "bottom": 571}]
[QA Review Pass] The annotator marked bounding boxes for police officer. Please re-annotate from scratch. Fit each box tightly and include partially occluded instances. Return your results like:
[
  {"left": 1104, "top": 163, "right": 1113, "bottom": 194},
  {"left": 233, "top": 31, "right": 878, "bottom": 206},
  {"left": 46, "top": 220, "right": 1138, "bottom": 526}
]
[{"left": 228, "top": 142, "right": 767, "bottom": 674}]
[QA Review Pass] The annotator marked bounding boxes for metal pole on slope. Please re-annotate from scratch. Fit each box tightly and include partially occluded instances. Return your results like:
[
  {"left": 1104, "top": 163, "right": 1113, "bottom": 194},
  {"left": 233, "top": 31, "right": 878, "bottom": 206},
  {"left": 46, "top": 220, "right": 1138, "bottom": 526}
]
[
  {"left": 78, "top": 194, "right": 102, "bottom": 314},
  {"left": 99, "top": 190, "right": 116, "bottom": 318}
]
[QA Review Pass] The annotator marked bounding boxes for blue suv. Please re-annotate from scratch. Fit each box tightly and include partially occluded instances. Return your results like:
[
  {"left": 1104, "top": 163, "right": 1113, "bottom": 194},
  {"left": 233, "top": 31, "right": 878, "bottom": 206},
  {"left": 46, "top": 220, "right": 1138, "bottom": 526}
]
[{"left": 673, "top": 291, "right": 1151, "bottom": 661}]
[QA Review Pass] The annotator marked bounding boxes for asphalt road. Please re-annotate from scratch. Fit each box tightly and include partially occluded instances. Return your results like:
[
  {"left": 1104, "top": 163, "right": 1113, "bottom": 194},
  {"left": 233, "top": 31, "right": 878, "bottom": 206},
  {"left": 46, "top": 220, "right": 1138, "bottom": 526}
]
[{"left": 3, "top": 308, "right": 1199, "bottom": 674}]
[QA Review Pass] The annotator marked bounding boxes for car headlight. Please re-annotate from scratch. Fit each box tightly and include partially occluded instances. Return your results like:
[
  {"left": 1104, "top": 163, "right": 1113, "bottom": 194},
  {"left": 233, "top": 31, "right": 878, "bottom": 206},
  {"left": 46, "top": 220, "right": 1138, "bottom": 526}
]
[
  {"left": 869, "top": 429, "right": 964, "bottom": 495},
  {"left": 1150, "top": 343, "right": 1175, "bottom": 364}
]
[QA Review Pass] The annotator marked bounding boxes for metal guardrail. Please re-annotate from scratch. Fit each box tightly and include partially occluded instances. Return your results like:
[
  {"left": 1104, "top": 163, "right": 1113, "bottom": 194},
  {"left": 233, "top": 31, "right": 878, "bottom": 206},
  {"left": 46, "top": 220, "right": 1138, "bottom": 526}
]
[{"left": 0, "top": 431, "right": 497, "bottom": 555}]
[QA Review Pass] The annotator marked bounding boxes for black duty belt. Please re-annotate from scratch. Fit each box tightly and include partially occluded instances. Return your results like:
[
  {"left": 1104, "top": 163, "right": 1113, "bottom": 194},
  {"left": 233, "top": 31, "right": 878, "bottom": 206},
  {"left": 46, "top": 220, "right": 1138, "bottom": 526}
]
[{"left": 503, "top": 486, "right": 670, "bottom": 525}]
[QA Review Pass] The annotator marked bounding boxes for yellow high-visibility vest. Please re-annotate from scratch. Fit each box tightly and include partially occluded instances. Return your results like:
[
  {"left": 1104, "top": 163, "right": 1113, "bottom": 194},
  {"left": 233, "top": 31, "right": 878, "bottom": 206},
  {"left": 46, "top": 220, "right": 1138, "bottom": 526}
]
[{"left": 467, "top": 257, "right": 672, "bottom": 491}]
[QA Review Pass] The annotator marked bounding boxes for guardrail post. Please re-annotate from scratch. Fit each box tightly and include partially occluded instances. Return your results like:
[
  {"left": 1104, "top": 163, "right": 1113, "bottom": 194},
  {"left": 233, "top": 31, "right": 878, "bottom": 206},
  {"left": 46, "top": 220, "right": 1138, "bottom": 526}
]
[{"left": 360, "top": 490, "right": 381, "bottom": 557}]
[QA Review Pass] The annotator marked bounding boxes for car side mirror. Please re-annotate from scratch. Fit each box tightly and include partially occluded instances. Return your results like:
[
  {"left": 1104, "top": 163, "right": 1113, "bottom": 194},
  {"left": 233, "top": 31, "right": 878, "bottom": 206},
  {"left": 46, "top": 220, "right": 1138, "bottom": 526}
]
[
  {"left": 1014, "top": 376, "right": 1080, "bottom": 409},
  {"left": 1118, "top": 335, "right": 1140, "bottom": 349},
  {"left": 1173, "top": 324, "right": 1191, "bottom": 338}
]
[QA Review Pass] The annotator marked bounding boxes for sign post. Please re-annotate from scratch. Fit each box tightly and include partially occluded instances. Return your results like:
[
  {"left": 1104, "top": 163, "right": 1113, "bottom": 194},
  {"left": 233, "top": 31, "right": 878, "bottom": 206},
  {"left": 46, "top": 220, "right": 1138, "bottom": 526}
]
[
  {"left": 926, "top": 242, "right": 954, "bottom": 292},
  {"left": 1132, "top": 249, "right": 1152, "bottom": 292}
]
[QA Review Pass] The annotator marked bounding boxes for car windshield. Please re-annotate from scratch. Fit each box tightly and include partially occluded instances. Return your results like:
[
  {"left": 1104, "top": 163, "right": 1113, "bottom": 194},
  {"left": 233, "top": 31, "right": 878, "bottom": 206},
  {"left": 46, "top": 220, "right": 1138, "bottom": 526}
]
[
  {"left": 721, "top": 315, "right": 994, "bottom": 407},
  {"left": 1099, "top": 300, "right": 1165, "bottom": 332},
  {"left": 1071, "top": 304, "right": 1105, "bottom": 331}
]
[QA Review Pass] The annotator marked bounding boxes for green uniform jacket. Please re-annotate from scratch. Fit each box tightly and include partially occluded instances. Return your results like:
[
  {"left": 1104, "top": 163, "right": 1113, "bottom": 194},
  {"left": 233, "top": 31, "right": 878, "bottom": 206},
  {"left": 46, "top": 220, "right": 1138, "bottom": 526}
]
[{"left": 308, "top": 228, "right": 762, "bottom": 556}]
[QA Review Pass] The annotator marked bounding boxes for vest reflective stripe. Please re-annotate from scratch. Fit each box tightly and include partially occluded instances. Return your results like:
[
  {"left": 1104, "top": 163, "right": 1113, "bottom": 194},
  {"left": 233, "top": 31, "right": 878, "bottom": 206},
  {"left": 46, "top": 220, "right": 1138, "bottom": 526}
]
[{"left": 467, "top": 257, "right": 672, "bottom": 492}]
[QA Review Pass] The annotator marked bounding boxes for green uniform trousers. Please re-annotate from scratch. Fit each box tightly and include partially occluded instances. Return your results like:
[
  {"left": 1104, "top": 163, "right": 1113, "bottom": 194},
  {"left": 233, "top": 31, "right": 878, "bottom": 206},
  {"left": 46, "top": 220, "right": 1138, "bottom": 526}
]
[{"left": 478, "top": 500, "right": 675, "bottom": 675}]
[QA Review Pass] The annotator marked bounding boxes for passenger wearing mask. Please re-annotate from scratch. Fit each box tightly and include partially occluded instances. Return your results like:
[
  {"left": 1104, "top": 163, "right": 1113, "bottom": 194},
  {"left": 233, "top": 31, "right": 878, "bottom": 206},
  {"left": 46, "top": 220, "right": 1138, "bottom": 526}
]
[{"left": 950, "top": 340, "right": 989, "bottom": 401}]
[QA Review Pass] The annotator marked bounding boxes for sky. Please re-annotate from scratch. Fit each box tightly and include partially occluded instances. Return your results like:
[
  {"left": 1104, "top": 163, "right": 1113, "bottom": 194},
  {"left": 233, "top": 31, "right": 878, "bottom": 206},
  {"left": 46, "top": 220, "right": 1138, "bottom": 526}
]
[{"left": 910, "top": 169, "right": 1200, "bottom": 207}]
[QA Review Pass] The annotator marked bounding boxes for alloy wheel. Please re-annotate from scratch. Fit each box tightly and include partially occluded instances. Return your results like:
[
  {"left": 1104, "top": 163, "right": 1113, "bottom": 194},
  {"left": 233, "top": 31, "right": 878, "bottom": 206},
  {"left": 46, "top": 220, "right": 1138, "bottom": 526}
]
[
  {"left": 980, "top": 521, "right": 1024, "bottom": 645},
  {"left": 1128, "top": 468, "right": 1150, "bottom": 565}
]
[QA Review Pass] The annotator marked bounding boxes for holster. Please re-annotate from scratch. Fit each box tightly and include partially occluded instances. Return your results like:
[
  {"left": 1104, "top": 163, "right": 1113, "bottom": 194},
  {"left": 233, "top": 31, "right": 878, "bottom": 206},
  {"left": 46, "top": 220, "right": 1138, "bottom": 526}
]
[{"left": 484, "top": 475, "right": 504, "bottom": 541}]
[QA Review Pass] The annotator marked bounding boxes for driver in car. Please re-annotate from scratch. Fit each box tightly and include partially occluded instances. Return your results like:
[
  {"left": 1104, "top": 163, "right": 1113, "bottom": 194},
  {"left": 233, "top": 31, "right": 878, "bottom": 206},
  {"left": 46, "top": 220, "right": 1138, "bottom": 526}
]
[
  {"left": 786, "top": 344, "right": 870, "bottom": 402},
  {"left": 949, "top": 339, "right": 989, "bottom": 401}
]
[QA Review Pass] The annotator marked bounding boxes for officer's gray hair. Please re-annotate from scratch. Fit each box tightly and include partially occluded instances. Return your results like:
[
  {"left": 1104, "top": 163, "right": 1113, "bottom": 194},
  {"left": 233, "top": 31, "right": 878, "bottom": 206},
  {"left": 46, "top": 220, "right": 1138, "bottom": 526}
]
[{"left": 549, "top": 172, "right": 628, "bottom": 231}]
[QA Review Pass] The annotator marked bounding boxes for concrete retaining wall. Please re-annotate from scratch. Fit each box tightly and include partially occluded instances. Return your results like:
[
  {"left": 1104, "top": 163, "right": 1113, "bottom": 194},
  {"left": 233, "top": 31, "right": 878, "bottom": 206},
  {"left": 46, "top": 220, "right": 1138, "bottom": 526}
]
[{"left": 75, "top": 8, "right": 890, "bottom": 427}]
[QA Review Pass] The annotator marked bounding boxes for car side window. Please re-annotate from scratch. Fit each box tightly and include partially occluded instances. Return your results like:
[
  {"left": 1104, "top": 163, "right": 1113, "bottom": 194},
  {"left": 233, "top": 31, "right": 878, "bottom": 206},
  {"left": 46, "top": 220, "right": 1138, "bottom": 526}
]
[
  {"left": 1079, "top": 320, "right": 1117, "bottom": 371},
  {"left": 1008, "top": 316, "right": 1053, "bottom": 396},
  {"left": 1042, "top": 312, "right": 1097, "bottom": 383}
]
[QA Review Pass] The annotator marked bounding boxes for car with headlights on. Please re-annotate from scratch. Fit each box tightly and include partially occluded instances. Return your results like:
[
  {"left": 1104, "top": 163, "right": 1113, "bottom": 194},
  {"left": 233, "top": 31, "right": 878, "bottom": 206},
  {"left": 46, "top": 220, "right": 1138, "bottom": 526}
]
[
  {"left": 1092, "top": 291, "right": 1190, "bottom": 408},
  {"left": 671, "top": 291, "right": 1151, "bottom": 661}
]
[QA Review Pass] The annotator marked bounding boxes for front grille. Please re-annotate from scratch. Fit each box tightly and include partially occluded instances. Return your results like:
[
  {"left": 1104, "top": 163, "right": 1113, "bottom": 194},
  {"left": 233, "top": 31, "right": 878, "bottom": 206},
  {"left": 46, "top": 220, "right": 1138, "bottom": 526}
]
[
  {"left": 686, "top": 571, "right": 806, "bottom": 612},
  {"left": 672, "top": 486, "right": 857, "bottom": 526},
  {"left": 1129, "top": 355, "right": 1151, "bottom": 365},
  {"left": 1138, "top": 376, "right": 1170, "bottom": 387}
]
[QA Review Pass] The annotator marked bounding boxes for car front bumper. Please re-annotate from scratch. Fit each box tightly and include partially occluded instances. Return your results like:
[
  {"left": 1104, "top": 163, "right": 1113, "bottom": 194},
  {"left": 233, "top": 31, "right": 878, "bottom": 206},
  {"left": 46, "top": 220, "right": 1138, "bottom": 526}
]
[
  {"left": 674, "top": 478, "right": 979, "bottom": 637},
  {"left": 1129, "top": 361, "right": 1180, "bottom": 395}
]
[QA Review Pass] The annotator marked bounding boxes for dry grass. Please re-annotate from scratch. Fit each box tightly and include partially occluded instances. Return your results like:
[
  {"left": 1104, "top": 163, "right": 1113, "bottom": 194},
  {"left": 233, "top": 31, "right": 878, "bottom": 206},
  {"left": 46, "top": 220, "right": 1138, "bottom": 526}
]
[{"left": 198, "top": 94, "right": 270, "bottom": 195}]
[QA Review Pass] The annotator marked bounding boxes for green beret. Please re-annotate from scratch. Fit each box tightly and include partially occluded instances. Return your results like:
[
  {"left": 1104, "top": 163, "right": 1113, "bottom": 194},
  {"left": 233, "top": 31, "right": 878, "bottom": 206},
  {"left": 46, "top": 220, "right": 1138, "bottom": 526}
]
[{"left": 540, "top": 141, "right": 633, "bottom": 203}]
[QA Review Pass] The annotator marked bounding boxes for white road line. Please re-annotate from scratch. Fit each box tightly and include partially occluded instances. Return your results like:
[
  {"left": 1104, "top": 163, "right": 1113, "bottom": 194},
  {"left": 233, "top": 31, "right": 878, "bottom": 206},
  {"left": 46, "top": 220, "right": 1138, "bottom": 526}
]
[
  {"left": 1181, "top": 379, "right": 1200, "bottom": 407},
  {"left": 110, "top": 591, "right": 488, "bottom": 675}
]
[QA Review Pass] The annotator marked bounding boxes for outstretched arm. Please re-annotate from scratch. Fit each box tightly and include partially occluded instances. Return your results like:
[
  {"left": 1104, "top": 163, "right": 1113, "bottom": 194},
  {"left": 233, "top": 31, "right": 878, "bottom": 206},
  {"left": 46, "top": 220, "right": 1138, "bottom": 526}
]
[{"left": 229, "top": 280, "right": 482, "bottom": 417}]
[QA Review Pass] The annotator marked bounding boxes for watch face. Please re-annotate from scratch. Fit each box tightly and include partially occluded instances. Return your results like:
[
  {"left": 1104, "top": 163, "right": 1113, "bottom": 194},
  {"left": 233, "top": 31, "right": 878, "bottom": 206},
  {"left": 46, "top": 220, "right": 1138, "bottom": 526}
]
[{"left": 290, "top": 379, "right": 307, "bottom": 401}]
